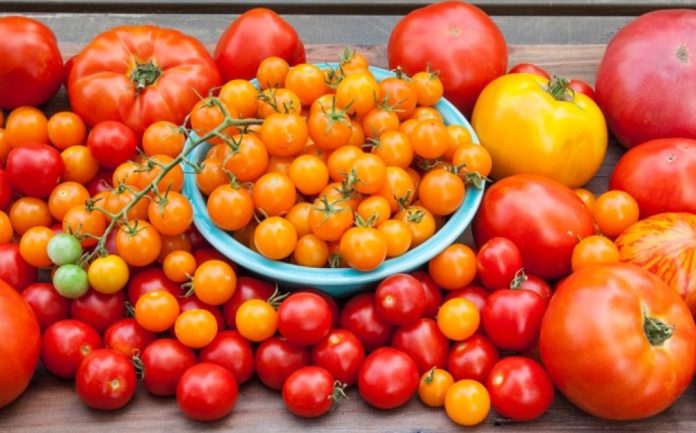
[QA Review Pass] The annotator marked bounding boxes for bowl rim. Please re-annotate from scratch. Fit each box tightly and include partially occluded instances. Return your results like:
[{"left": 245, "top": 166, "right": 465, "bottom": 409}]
[{"left": 182, "top": 62, "right": 484, "bottom": 287}]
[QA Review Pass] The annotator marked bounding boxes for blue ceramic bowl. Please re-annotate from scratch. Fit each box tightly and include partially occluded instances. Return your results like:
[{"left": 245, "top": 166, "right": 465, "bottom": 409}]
[{"left": 183, "top": 63, "right": 484, "bottom": 297}]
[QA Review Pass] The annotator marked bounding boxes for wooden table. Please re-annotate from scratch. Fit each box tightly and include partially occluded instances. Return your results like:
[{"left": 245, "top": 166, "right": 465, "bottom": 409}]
[{"left": 2, "top": 1, "right": 694, "bottom": 432}]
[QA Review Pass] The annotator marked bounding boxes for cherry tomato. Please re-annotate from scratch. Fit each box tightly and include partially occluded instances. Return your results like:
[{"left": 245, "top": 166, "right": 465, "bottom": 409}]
[
  {"left": 571, "top": 235, "right": 621, "bottom": 271},
  {"left": 282, "top": 366, "right": 337, "bottom": 418},
  {"left": 142, "top": 120, "right": 185, "bottom": 158},
  {"left": 327, "top": 145, "right": 362, "bottom": 182},
  {"left": 278, "top": 292, "right": 332, "bottom": 346},
  {"left": 148, "top": 191, "right": 193, "bottom": 236},
  {"left": 141, "top": 338, "right": 196, "bottom": 397},
  {"left": 70, "top": 289, "right": 126, "bottom": 333},
  {"left": 510, "top": 271, "right": 553, "bottom": 305},
  {"left": 0, "top": 243, "right": 37, "bottom": 290},
  {"left": 103, "top": 318, "right": 155, "bottom": 357},
  {"left": 222, "top": 276, "right": 275, "bottom": 329},
  {"left": 574, "top": 187, "right": 596, "bottom": 209},
  {"left": 178, "top": 296, "right": 225, "bottom": 331},
  {"left": 261, "top": 112, "right": 308, "bottom": 157},
  {"left": 452, "top": 143, "right": 493, "bottom": 177},
  {"left": 87, "top": 255, "right": 129, "bottom": 295},
  {"left": 76, "top": 349, "right": 137, "bottom": 410},
  {"left": 47, "top": 112, "right": 86, "bottom": 150},
  {"left": 358, "top": 347, "right": 419, "bottom": 409},
  {"left": 174, "top": 309, "right": 218, "bottom": 349},
  {"left": 444, "top": 285, "right": 489, "bottom": 311},
  {"left": 6, "top": 143, "right": 64, "bottom": 198},
  {"left": 410, "top": 71, "right": 444, "bottom": 107},
  {"left": 285, "top": 63, "right": 327, "bottom": 106},
  {"left": 391, "top": 318, "right": 449, "bottom": 374},
  {"left": 288, "top": 154, "right": 329, "bottom": 196},
  {"left": 428, "top": 243, "right": 477, "bottom": 290},
  {"left": 307, "top": 105, "right": 353, "bottom": 151},
  {"left": 255, "top": 336, "right": 310, "bottom": 390},
  {"left": 235, "top": 298, "right": 278, "bottom": 342},
  {"left": 219, "top": 79, "right": 258, "bottom": 118},
  {"left": 63, "top": 206, "right": 106, "bottom": 248},
  {"left": 568, "top": 79, "right": 595, "bottom": 99},
  {"left": 163, "top": 250, "right": 197, "bottom": 283},
  {"left": 294, "top": 234, "right": 330, "bottom": 267},
  {"left": 22, "top": 282, "right": 71, "bottom": 331},
  {"left": 487, "top": 356, "right": 554, "bottom": 421},
  {"left": 437, "top": 298, "right": 480, "bottom": 341},
  {"left": 409, "top": 120, "right": 452, "bottom": 159},
  {"left": 177, "top": 363, "right": 238, "bottom": 422},
  {"left": 193, "top": 259, "right": 237, "bottom": 306},
  {"left": 48, "top": 181, "right": 89, "bottom": 221},
  {"left": 9, "top": 197, "right": 52, "bottom": 236},
  {"left": 476, "top": 237, "right": 523, "bottom": 291},
  {"left": 41, "top": 319, "right": 102, "bottom": 379},
  {"left": 410, "top": 271, "right": 443, "bottom": 318},
  {"left": 508, "top": 63, "right": 551, "bottom": 79},
  {"left": 127, "top": 268, "right": 180, "bottom": 304},
  {"left": 335, "top": 71, "right": 380, "bottom": 116},
  {"left": 445, "top": 380, "right": 490, "bottom": 426},
  {"left": 311, "top": 329, "right": 365, "bottom": 386},
  {"left": 447, "top": 335, "right": 499, "bottom": 383},
  {"left": 256, "top": 56, "right": 289, "bottom": 89},
  {"left": 481, "top": 288, "right": 546, "bottom": 351},
  {"left": 418, "top": 168, "right": 465, "bottom": 216},
  {"left": 134, "top": 290, "right": 180, "bottom": 333},
  {"left": 255, "top": 216, "right": 298, "bottom": 260},
  {"left": 374, "top": 274, "right": 426, "bottom": 326},
  {"left": 308, "top": 197, "right": 354, "bottom": 242},
  {"left": 378, "top": 219, "right": 412, "bottom": 258},
  {"left": 340, "top": 226, "right": 388, "bottom": 271},
  {"left": 19, "top": 226, "right": 53, "bottom": 268},
  {"left": 591, "top": 190, "right": 640, "bottom": 238},
  {"left": 115, "top": 219, "right": 162, "bottom": 267},
  {"left": 418, "top": 368, "right": 455, "bottom": 407},
  {"left": 340, "top": 292, "right": 394, "bottom": 352},
  {"left": 200, "top": 330, "right": 254, "bottom": 384},
  {"left": 379, "top": 76, "right": 418, "bottom": 120},
  {"left": 86, "top": 121, "right": 137, "bottom": 169}
]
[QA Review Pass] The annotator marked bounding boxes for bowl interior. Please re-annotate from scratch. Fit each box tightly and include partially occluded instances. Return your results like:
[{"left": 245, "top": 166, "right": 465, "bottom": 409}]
[{"left": 182, "top": 63, "right": 484, "bottom": 296}]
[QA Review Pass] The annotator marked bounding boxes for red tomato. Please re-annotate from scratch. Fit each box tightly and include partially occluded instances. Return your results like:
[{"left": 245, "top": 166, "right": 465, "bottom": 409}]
[
  {"left": 391, "top": 318, "right": 449, "bottom": 374},
  {"left": 447, "top": 335, "right": 499, "bottom": 383},
  {"left": 141, "top": 338, "right": 197, "bottom": 397},
  {"left": 86, "top": 121, "right": 137, "bottom": 169},
  {"left": 215, "top": 8, "right": 306, "bottom": 81},
  {"left": 358, "top": 347, "right": 419, "bottom": 409},
  {"left": 0, "top": 169, "right": 12, "bottom": 210},
  {"left": 387, "top": 1, "right": 507, "bottom": 116},
  {"left": 0, "top": 243, "right": 37, "bottom": 290},
  {"left": 200, "top": 330, "right": 254, "bottom": 384},
  {"left": 595, "top": 10, "right": 696, "bottom": 148},
  {"left": 104, "top": 318, "right": 155, "bottom": 357},
  {"left": 339, "top": 292, "right": 394, "bottom": 352},
  {"left": 21, "top": 282, "right": 71, "bottom": 331},
  {"left": 487, "top": 356, "right": 554, "bottom": 421},
  {"left": 85, "top": 171, "right": 113, "bottom": 196},
  {"left": 512, "top": 271, "right": 552, "bottom": 305},
  {"left": 0, "top": 279, "right": 41, "bottom": 408},
  {"left": 482, "top": 287, "right": 545, "bottom": 352},
  {"left": 476, "top": 237, "right": 523, "bottom": 290},
  {"left": 278, "top": 292, "right": 332, "bottom": 346},
  {"left": 299, "top": 287, "right": 340, "bottom": 327},
  {"left": 178, "top": 296, "right": 225, "bottom": 331},
  {"left": 70, "top": 290, "right": 126, "bottom": 333},
  {"left": 374, "top": 274, "right": 426, "bottom": 326},
  {"left": 282, "top": 366, "right": 336, "bottom": 418},
  {"left": 41, "top": 319, "right": 101, "bottom": 379},
  {"left": 222, "top": 276, "right": 275, "bottom": 328},
  {"left": 540, "top": 263, "right": 696, "bottom": 420},
  {"left": 444, "top": 285, "right": 489, "bottom": 311},
  {"left": 411, "top": 271, "right": 443, "bottom": 318},
  {"left": 609, "top": 138, "right": 696, "bottom": 217},
  {"left": 127, "top": 268, "right": 181, "bottom": 303},
  {"left": 508, "top": 63, "right": 550, "bottom": 79},
  {"left": 568, "top": 79, "right": 595, "bottom": 99},
  {"left": 6, "top": 143, "right": 64, "bottom": 198},
  {"left": 473, "top": 174, "right": 594, "bottom": 280},
  {"left": 76, "top": 349, "right": 136, "bottom": 410},
  {"left": 255, "top": 337, "right": 310, "bottom": 390},
  {"left": 177, "top": 363, "right": 238, "bottom": 422},
  {"left": 0, "top": 17, "right": 64, "bottom": 109},
  {"left": 311, "top": 329, "right": 365, "bottom": 386},
  {"left": 68, "top": 25, "right": 221, "bottom": 136}
]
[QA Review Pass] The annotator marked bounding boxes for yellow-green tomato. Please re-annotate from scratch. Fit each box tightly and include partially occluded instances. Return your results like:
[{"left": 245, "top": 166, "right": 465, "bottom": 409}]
[
  {"left": 87, "top": 254, "right": 129, "bottom": 294},
  {"left": 472, "top": 73, "right": 607, "bottom": 188}
]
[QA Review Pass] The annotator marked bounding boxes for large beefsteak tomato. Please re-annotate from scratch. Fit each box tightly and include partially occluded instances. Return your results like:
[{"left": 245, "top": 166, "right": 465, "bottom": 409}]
[
  {"left": 387, "top": 1, "right": 507, "bottom": 117},
  {"left": 616, "top": 213, "right": 696, "bottom": 316},
  {"left": 67, "top": 25, "right": 221, "bottom": 136},
  {"left": 0, "top": 278, "right": 41, "bottom": 408},
  {"left": 540, "top": 263, "right": 696, "bottom": 420},
  {"left": 609, "top": 138, "right": 696, "bottom": 217},
  {"left": 595, "top": 10, "right": 696, "bottom": 148},
  {"left": 473, "top": 174, "right": 594, "bottom": 280}
]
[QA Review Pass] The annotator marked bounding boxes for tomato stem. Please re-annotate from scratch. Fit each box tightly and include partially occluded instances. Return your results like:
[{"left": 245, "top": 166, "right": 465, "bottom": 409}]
[
  {"left": 131, "top": 61, "right": 162, "bottom": 93},
  {"left": 643, "top": 312, "right": 674, "bottom": 346},
  {"left": 545, "top": 76, "right": 574, "bottom": 102}
]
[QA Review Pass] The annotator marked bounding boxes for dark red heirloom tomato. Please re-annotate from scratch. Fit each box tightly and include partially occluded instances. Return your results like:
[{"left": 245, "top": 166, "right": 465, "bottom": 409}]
[
  {"left": 358, "top": 347, "right": 419, "bottom": 410},
  {"left": 200, "top": 330, "right": 254, "bottom": 384},
  {"left": 141, "top": 338, "right": 197, "bottom": 397},
  {"left": 340, "top": 292, "right": 394, "bottom": 352},
  {"left": 41, "top": 319, "right": 101, "bottom": 379},
  {"left": 75, "top": 349, "right": 136, "bottom": 410},
  {"left": 311, "top": 329, "right": 365, "bottom": 386},
  {"left": 282, "top": 366, "right": 337, "bottom": 418},
  {"left": 375, "top": 274, "right": 426, "bottom": 326},
  {"left": 447, "top": 334, "right": 499, "bottom": 383},
  {"left": 104, "top": 318, "right": 155, "bottom": 357},
  {"left": 177, "top": 363, "right": 238, "bottom": 422},
  {"left": 391, "top": 318, "right": 449, "bottom": 374},
  {"left": 6, "top": 143, "right": 64, "bottom": 198},
  {"left": 255, "top": 337, "right": 310, "bottom": 390},
  {"left": 22, "top": 282, "right": 71, "bottom": 330}
]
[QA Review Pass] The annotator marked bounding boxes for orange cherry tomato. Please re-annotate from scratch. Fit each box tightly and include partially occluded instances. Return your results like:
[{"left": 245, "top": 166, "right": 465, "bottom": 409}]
[
  {"left": 352, "top": 153, "right": 386, "bottom": 195},
  {"left": 362, "top": 107, "right": 400, "bottom": 139},
  {"left": 148, "top": 191, "right": 193, "bottom": 236},
  {"left": 5, "top": 106, "right": 48, "bottom": 147},
  {"left": 193, "top": 259, "right": 237, "bottom": 306},
  {"left": 136, "top": 154, "right": 184, "bottom": 193},
  {"left": 190, "top": 98, "right": 238, "bottom": 144},
  {"left": 254, "top": 216, "right": 298, "bottom": 260},
  {"left": 256, "top": 56, "right": 290, "bottom": 89},
  {"left": 419, "top": 368, "right": 455, "bottom": 407},
  {"left": 9, "top": 197, "right": 52, "bottom": 235},
  {"left": 410, "top": 120, "right": 452, "bottom": 160},
  {"left": 260, "top": 113, "right": 308, "bottom": 158},
  {"left": 379, "top": 76, "right": 418, "bottom": 120},
  {"left": 378, "top": 219, "right": 412, "bottom": 258},
  {"left": 574, "top": 188, "right": 596, "bottom": 209},
  {"left": 222, "top": 134, "right": 269, "bottom": 182},
  {"left": 63, "top": 206, "right": 106, "bottom": 247},
  {"left": 175, "top": 309, "right": 218, "bottom": 349},
  {"left": 307, "top": 107, "right": 353, "bottom": 151},
  {"left": 335, "top": 71, "right": 380, "bottom": 116},
  {"left": 591, "top": 190, "right": 640, "bottom": 238},
  {"left": 437, "top": 298, "right": 480, "bottom": 341},
  {"left": 135, "top": 290, "right": 180, "bottom": 333},
  {"left": 266, "top": 155, "right": 294, "bottom": 176},
  {"left": 208, "top": 183, "right": 254, "bottom": 232},
  {"left": 112, "top": 161, "right": 142, "bottom": 189},
  {"left": 236, "top": 299, "right": 277, "bottom": 342},
  {"left": 411, "top": 71, "right": 444, "bottom": 107},
  {"left": 0, "top": 211, "right": 13, "bottom": 244},
  {"left": 452, "top": 144, "right": 492, "bottom": 177},
  {"left": 157, "top": 233, "right": 192, "bottom": 261},
  {"left": 285, "top": 202, "right": 313, "bottom": 238},
  {"left": 196, "top": 158, "right": 227, "bottom": 196},
  {"left": 100, "top": 189, "right": 149, "bottom": 222},
  {"left": 142, "top": 120, "right": 185, "bottom": 158},
  {"left": 48, "top": 182, "right": 90, "bottom": 221},
  {"left": 47, "top": 112, "right": 87, "bottom": 150},
  {"left": 288, "top": 154, "right": 329, "bottom": 196},
  {"left": 257, "top": 88, "right": 302, "bottom": 118},
  {"left": 411, "top": 107, "right": 443, "bottom": 123},
  {"left": 219, "top": 79, "right": 258, "bottom": 118},
  {"left": 372, "top": 131, "right": 413, "bottom": 169},
  {"left": 378, "top": 166, "right": 416, "bottom": 213},
  {"left": 444, "top": 380, "right": 490, "bottom": 426},
  {"left": 418, "top": 168, "right": 466, "bottom": 216},
  {"left": 396, "top": 205, "right": 436, "bottom": 247},
  {"left": 428, "top": 243, "right": 477, "bottom": 290},
  {"left": 115, "top": 219, "right": 162, "bottom": 267},
  {"left": 293, "top": 234, "right": 330, "bottom": 267},
  {"left": 285, "top": 63, "right": 328, "bottom": 106},
  {"left": 446, "top": 125, "right": 473, "bottom": 159},
  {"left": 19, "top": 226, "right": 54, "bottom": 267},
  {"left": 252, "top": 172, "right": 297, "bottom": 217},
  {"left": 327, "top": 145, "right": 363, "bottom": 182},
  {"left": 163, "top": 250, "right": 197, "bottom": 283},
  {"left": 340, "top": 226, "right": 388, "bottom": 271},
  {"left": 571, "top": 235, "right": 621, "bottom": 271},
  {"left": 308, "top": 197, "right": 354, "bottom": 242},
  {"left": 357, "top": 195, "right": 391, "bottom": 227},
  {"left": 61, "top": 145, "right": 99, "bottom": 184}
]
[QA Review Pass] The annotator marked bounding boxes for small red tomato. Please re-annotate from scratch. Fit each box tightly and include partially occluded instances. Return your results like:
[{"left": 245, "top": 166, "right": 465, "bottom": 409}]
[
  {"left": 339, "top": 292, "right": 394, "bottom": 352},
  {"left": 0, "top": 169, "right": 13, "bottom": 210},
  {"left": 476, "top": 237, "right": 523, "bottom": 291},
  {"left": 374, "top": 274, "right": 426, "bottom": 325},
  {"left": 178, "top": 296, "right": 225, "bottom": 331},
  {"left": 22, "top": 282, "right": 71, "bottom": 330},
  {"left": 104, "top": 318, "right": 156, "bottom": 357},
  {"left": 298, "top": 287, "right": 340, "bottom": 327},
  {"left": 278, "top": 292, "right": 332, "bottom": 346},
  {"left": 447, "top": 335, "right": 499, "bottom": 383},
  {"left": 511, "top": 271, "right": 552, "bottom": 305},
  {"left": 41, "top": 319, "right": 102, "bottom": 378},
  {"left": 76, "top": 349, "right": 137, "bottom": 410},
  {"left": 0, "top": 243, "right": 37, "bottom": 290},
  {"left": 481, "top": 288, "right": 546, "bottom": 352},
  {"left": 391, "top": 318, "right": 449, "bottom": 374},
  {"left": 86, "top": 121, "right": 137, "bottom": 169},
  {"left": 127, "top": 268, "right": 181, "bottom": 303},
  {"left": 282, "top": 366, "right": 337, "bottom": 418},
  {"left": 85, "top": 170, "right": 113, "bottom": 196},
  {"left": 311, "top": 328, "right": 365, "bottom": 386},
  {"left": 487, "top": 356, "right": 554, "bottom": 421},
  {"left": 200, "top": 330, "right": 254, "bottom": 384},
  {"left": 358, "top": 347, "right": 419, "bottom": 409},
  {"left": 6, "top": 143, "right": 64, "bottom": 198},
  {"left": 70, "top": 289, "right": 126, "bottom": 333},
  {"left": 221, "top": 276, "right": 275, "bottom": 329},
  {"left": 569, "top": 79, "right": 595, "bottom": 100},
  {"left": 177, "top": 362, "right": 239, "bottom": 422},
  {"left": 255, "top": 336, "right": 310, "bottom": 390},
  {"left": 508, "top": 63, "right": 551, "bottom": 79},
  {"left": 444, "top": 285, "right": 489, "bottom": 311},
  {"left": 141, "top": 338, "right": 197, "bottom": 397},
  {"left": 411, "top": 271, "right": 443, "bottom": 318}
]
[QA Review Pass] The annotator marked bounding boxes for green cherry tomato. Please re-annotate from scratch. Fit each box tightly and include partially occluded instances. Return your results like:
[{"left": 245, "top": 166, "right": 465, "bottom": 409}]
[
  {"left": 53, "top": 264, "right": 89, "bottom": 299},
  {"left": 47, "top": 233, "right": 83, "bottom": 265}
]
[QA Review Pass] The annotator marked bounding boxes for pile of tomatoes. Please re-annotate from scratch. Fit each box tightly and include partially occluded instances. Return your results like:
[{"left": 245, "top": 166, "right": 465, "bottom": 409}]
[{"left": 193, "top": 53, "right": 491, "bottom": 271}]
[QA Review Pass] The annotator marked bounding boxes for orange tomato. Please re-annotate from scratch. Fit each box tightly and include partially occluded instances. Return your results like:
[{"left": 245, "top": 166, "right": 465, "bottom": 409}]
[
  {"left": 9, "top": 197, "right": 52, "bottom": 235},
  {"left": 135, "top": 290, "right": 180, "bottom": 332},
  {"left": 115, "top": 219, "right": 162, "bottom": 267},
  {"left": 163, "top": 250, "right": 197, "bottom": 283},
  {"left": 193, "top": 259, "right": 237, "bottom": 306},
  {"left": 5, "top": 106, "right": 48, "bottom": 147},
  {"left": 62, "top": 206, "right": 106, "bottom": 247},
  {"left": 47, "top": 112, "right": 87, "bottom": 150},
  {"left": 142, "top": 120, "right": 185, "bottom": 158},
  {"left": 428, "top": 243, "right": 477, "bottom": 290},
  {"left": 19, "top": 226, "right": 54, "bottom": 267},
  {"left": 61, "top": 145, "right": 99, "bottom": 184},
  {"left": 48, "top": 182, "right": 90, "bottom": 221}
]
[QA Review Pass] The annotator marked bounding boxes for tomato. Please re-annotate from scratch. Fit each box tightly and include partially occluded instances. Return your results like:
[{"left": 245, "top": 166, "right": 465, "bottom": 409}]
[
  {"left": 418, "top": 368, "right": 454, "bottom": 407},
  {"left": 568, "top": 79, "right": 595, "bottom": 99},
  {"left": 63, "top": 206, "right": 105, "bottom": 248},
  {"left": 115, "top": 219, "right": 162, "bottom": 267},
  {"left": 22, "top": 283, "right": 70, "bottom": 331},
  {"left": 411, "top": 271, "right": 443, "bottom": 318},
  {"left": 428, "top": 243, "right": 477, "bottom": 290},
  {"left": 358, "top": 347, "right": 419, "bottom": 409},
  {"left": 0, "top": 169, "right": 12, "bottom": 211},
  {"left": 340, "top": 227, "right": 388, "bottom": 271},
  {"left": 19, "top": 226, "right": 53, "bottom": 268},
  {"left": 41, "top": 319, "right": 101, "bottom": 379},
  {"left": 288, "top": 154, "right": 329, "bottom": 196},
  {"left": 472, "top": 74, "right": 607, "bottom": 188},
  {"left": 178, "top": 296, "right": 224, "bottom": 330},
  {"left": 261, "top": 113, "right": 308, "bottom": 157},
  {"left": 610, "top": 138, "right": 696, "bottom": 217},
  {"left": 571, "top": 235, "right": 620, "bottom": 271},
  {"left": 444, "top": 285, "right": 489, "bottom": 311},
  {"left": 541, "top": 263, "right": 696, "bottom": 420},
  {"left": 134, "top": 290, "right": 180, "bottom": 333},
  {"left": 142, "top": 120, "right": 185, "bottom": 158},
  {"left": 141, "top": 338, "right": 196, "bottom": 397},
  {"left": 219, "top": 79, "right": 258, "bottom": 118},
  {"left": 378, "top": 218, "right": 411, "bottom": 258},
  {"left": 487, "top": 356, "right": 554, "bottom": 421},
  {"left": 47, "top": 112, "right": 86, "bottom": 150},
  {"left": 510, "top": 272, "right": 552, "bottom": 305},
  {"left": 234, "top": 297, "right": 277, "bottom": 342},
  {"left": 252, "top": 172, "right": 297, "bottom": 217},
  {"left": 76, "top": 349, "right": 136, "bottom": 410},
  {"left": 311, "top": 329, "right": 365, "bottom": 386},
  {"left": 87, "top": 255, "right": 129, "bottom": 295},
  {"left": 255, "top": 336, "right": 310, "bottom": 390},
  {"left": 199, "top": 330, "right": 253, "bottom": 384},
  {"left": 447, "top": 335, "right": 499, "bottom": 383},
  {"left": 309, "top": 197, "right": 354, "bottom": 242},
  {"left": 6, "top": 143, "right": 64, "bottom": 198},
  {"left": 4, "top": 107, "right": 48, "bottom": 148},
  {"left": 221, "top": 276, "right": 274, "bottom": 329},
  {"left": 282, "top": 366, "right": 337, "bottom": 418},
  {"left": 417, "top": 168, "right": 465, "bottom": 216},
  {"left": 223, "top": 134, "right": 269, "bottom": 182},
  {"left": 9, "top": 197, "right": 51, "bottom": 236},
  {"left": 308, "top": 107, "right": 352, "bottom": 151},
  {"left": 177, "top": 362, "right": 238, "bottom": 422},
  {"left": 174, "top": 309, "right": 218, "bottom": 349},
  {"left": 591, "top": 190, "right": 640, "bottom": 238},
  {"left": 395, "top": 205, "right": 435, "bottom": 247},
  {"left": 473, "top": 175, "right": 595, "bottom": 280},
  {"left": 70, "top": 289, "right": 126, "bottom": 333},
  {"left": 452, "top": 143, "right": 493, "bottom": 177},
  {"left": 48, "top": 181, "right": 89, "bottom": 221},
  {"left": 52, "top": 264, "right": 89, "bottom": 299},
  {"left": 0, "top": 210, "right": 11, "bottom": 244},
  {"left": 192, "top": 259, "right": 236, "bottom": 306},
  {"left": 437, "top": 298, "right": 480, "bottom": 341},
  {"left": 0, "top": 278, "right": 41, "bottom": 408},
  {"left": 162, "top": 250, "right": 196, "bottom": 283},
  {"left": 127, "top": 267, "right": 180, "bottom": 304},
  {"left": 215, "top": 8, "right": 305, "bottom": 81},
  {"left": 137, "top": 154, "right": 184, "bottom": 193},
  {"left": 0, "top": 17, "right": 64, "bottom": 109},
  {"left": 595, "top": 10, "right": 696, "bottom": 148},
  {"left": 391, "top": 318, "right": 448, "bottom": 374},
  {"left": 379, "top": 76, "right": 418, "bottom": 120},
  {"left": 256, "top": 56, "right": 290, "bottom": 88},
  {"left": 103, "top": 318, "right": 155, "bottom": 357},
  {"left": 374, "top": 274, "right": 426, "bottom": 326},
  {"left": 340, "top": 293, "right": 393, "bottom": 352},
  {"left": 285, "top": 63, "right": 327, "bottom": 106},
  {"left": 293, "top": 234, "right": 329, "bottom": 267},
  {"left": 68, "top": 25, "right": 221, "bottom": 136},
  {"left": 147, "top": 192, "right": 193, "bottom": 237},
  {"left": 409, "top": 120, "right": 452, "bottom": 160},
  {"left": 278, "top": 292, "right": 332, "bottom": 346},
  {"left": 476, "top": 237, "right": 523, "bottom": 291},
  {"left": 0, "top": 243, "right": 37, "bottom": 290},
  {"left": 388, "top": 1, "right": 507, "bottom": 116},
  {"left": 327, "top": 145, "right": 362, "bottom": 182},
  {"left": 254, "top": 216, "right": 298, "bottom": 260},
  {"left": 335, "top": 71, "right": 380, "bottom": 116},
  {"left": 444, "top": 380, "right": 490, "bottom": 426},
  {"left": 508, "top": 63, "right": 550, "bottom": 79},
  {"left": 481, "top": 286, "right": 545, "bottom": 352}
]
